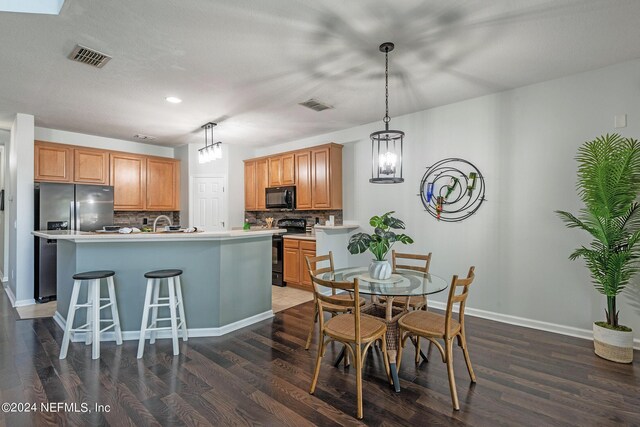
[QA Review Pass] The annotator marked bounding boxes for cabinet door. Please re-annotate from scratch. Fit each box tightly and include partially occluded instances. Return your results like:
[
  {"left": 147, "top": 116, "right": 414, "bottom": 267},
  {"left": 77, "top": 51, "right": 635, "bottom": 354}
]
[
  {"left": 311, "top": 147, "right": 331, "bottom": 209},
  {"left": 34, "top": 141, "right": 72, "bottom": 182},
  {"left": 295, "top": 151, "right": 312, "bottom": 209},
  {"left": 244, "top": 161, "right": 257, "bottom": 210},
  {"left": 281, "top": 154, "right": 295, "bottom": 185},
  {"left": 300, "top": 247, "right": 316, "bottom": 289},
  {"left": 256, "top": 159, "right": 268, "bottom": 210},
  {"left": 268, "top": 156, "right": 282, "bottom": 187},
  {"left": 284, "top": 247, "right": 300, "bottom": 284},
  {"left": 110, "top": 153, "right": 146, "bottom": 210},
  {"left": 74, "top": 148, "right": 109, "bottom": 184},
  {"left": 147, "top": 158, "right": 179, "bottom": 210}
]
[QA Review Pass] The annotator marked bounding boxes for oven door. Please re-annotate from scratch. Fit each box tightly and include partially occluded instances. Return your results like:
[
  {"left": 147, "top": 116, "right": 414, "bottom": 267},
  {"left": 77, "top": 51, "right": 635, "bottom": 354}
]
[
  {"left": 272, "top": 234, "right": 285, "bottom": 286},
  {"left": 266, "top": 186, "right": 295, "bottom": 210}
]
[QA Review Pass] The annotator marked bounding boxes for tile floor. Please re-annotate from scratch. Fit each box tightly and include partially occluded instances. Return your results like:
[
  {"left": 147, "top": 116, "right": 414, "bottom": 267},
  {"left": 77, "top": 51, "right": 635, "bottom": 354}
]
[
  {"left": 272, "top": 285, "right": 313, "bottom": 313},
  {"left": 16, "top": 301, "right": 57, "bottom": 319}
]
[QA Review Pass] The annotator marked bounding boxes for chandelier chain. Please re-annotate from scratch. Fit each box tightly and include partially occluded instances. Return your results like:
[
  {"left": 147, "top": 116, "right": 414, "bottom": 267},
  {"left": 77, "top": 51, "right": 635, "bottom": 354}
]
[{"left": 384, "top": 47, "right": 390, "bottom": 128}]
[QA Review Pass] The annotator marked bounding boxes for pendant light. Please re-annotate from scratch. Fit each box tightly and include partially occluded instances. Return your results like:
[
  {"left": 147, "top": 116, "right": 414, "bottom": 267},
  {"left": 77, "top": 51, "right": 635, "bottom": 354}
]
[
  {"left": 370, "top": 42, "right": 404, "bottom": 184},
  {"left": 198, "top": 122, "right": 223, "bottom": 164}
]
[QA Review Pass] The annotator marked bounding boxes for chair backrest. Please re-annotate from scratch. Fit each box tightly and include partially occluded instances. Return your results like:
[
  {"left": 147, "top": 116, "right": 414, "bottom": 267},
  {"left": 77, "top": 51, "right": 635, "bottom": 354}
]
[
  {"left": 309, "top": 273, "right": 363, "bottom": 344},
  {"left": 305, "top": 252, "right": 339, "bottom": 296},
  {"left": 444, "top": 266, "right": 475, "bottom": 338},
  {"left": 392, "top": 250, "right": 432, "bottom": 274}
]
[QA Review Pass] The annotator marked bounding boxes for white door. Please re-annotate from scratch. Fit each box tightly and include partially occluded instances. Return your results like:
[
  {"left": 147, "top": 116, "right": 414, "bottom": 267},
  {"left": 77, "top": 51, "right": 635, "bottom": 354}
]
[{"left": 192, "top": 176, "right": 225, "bottom": 231}]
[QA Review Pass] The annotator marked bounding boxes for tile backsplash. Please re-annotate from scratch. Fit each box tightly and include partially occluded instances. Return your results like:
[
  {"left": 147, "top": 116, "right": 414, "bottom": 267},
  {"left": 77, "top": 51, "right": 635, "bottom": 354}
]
[
  {"left": 245, "top": 210, "right": 342, "bottom": 227},
  {"left": 114, "top": 211, "right": 180, "bottom": 227}
]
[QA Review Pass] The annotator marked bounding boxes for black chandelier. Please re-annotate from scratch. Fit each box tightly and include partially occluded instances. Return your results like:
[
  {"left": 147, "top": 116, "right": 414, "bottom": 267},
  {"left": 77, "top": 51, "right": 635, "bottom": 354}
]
[
  {"left": 198, "top": 122, "right": 222, "bottom": 164},
  {"left": 370, "top": 42, "right": 404, "bottom": 184}
]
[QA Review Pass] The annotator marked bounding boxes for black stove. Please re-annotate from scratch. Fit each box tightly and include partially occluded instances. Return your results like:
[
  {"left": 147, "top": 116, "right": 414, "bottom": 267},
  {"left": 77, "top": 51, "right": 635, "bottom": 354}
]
[{"left": 272, "top": 218, "right": 306, "bottom": 286}]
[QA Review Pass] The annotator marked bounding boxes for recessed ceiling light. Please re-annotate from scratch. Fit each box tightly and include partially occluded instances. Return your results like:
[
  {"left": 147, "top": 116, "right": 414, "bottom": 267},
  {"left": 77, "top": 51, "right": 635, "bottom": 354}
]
[{"left": 165, "top": 96, "right": 182, "bottom": 104}]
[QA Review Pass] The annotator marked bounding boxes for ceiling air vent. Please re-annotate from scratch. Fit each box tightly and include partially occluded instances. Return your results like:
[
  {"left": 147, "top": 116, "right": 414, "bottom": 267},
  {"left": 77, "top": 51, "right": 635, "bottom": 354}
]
[
  {"left": 68, "top": 44, "right": 112, "bottom": 68},
  {"left": 133, "top": 134, "right": 156, "bottom": 141},
  {"left": 299, "top": 98, "right": 333, "bottom": 112}
]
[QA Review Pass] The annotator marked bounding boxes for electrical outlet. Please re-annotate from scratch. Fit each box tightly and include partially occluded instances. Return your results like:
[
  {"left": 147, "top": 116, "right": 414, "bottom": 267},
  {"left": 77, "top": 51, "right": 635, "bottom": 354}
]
[{"left": 615, "top": 114, "right": 627, "bottom": 128}]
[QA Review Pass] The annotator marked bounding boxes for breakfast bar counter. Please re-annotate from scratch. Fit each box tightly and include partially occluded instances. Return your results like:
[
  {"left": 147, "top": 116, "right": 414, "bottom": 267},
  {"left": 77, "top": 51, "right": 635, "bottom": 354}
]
[{"left": 32, "top": 229, "right": 282, "bottom": 341}]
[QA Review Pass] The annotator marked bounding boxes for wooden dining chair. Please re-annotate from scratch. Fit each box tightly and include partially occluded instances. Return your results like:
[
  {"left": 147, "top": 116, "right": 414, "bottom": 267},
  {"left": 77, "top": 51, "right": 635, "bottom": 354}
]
[
  {"left": 309, "top": 274, "right": 391, "bottom": 420},
  {"left": 385, "top": 250, "right": 432, "bottom": 311},
  {"left": 397, "top": 266, "right": 476, "bottom": 410},
  {"left": 304, "top": 252, "right": 365, "bottom": 350}
]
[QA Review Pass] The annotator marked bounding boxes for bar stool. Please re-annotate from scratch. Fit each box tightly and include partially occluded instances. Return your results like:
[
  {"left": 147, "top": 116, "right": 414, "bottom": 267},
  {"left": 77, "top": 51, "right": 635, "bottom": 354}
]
[
  {"left": 137, "top": 269, "right": 188, "bottom": 358},
  {"left": 60, "top": 270, "right": 123, "bottom": 360}
]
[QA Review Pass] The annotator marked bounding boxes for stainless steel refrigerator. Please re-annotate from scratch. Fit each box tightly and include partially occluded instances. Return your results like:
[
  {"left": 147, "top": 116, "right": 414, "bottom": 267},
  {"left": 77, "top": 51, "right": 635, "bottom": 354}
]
[{"left": 34, "top": 183, "right": 114, "bottom": 302}]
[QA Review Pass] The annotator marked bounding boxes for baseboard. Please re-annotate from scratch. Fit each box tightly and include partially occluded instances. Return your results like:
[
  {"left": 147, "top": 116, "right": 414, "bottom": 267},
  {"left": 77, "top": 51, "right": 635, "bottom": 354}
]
[
  {"left": 428, "top": 301, "right": 640, "bottom": 351},
  {"left": 54, "top": 310, "right": 274, "bottom": 342},
  {"left": 14, "top": 298, "right": 36, "bottom": 307},
  {"left": 3, "top": 285, "right": 15, "bottom": 307}
]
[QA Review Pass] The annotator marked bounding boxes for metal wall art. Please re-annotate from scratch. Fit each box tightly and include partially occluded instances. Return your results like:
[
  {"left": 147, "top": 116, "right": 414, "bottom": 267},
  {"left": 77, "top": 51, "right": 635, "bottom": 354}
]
[{"left": 419, "top": 158, "right": 485, "bottom": 222}]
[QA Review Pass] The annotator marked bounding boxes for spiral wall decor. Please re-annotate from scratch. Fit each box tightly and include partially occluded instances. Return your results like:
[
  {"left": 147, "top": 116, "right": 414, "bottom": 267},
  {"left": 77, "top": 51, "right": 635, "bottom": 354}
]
[{"left": 419, "top": 158, "right": 485, "bottom": 222}]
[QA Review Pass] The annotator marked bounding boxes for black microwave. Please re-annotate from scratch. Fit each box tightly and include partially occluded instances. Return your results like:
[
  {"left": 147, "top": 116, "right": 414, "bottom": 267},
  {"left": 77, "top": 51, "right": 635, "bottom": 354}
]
[{"left": 266, "top": 186, "right": 296, "bottom": 210}]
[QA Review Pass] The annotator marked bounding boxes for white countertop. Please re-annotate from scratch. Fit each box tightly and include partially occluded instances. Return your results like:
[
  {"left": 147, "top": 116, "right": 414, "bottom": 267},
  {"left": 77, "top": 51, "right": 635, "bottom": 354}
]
[
  {"left": 283, "top": 233, "right": 316, "bottom": 241},
  {"left": 32, "top": 228, "right": 285, "bottom": 243},
  {"left": 314, "top": 224, "right": 360, "bottom": 230}
]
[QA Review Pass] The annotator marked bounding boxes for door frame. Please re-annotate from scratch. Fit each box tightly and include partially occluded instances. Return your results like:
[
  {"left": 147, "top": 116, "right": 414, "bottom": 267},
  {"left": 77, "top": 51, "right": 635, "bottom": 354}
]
[{"left": 189, "top": 174, "right": 229, "bottom": 231}]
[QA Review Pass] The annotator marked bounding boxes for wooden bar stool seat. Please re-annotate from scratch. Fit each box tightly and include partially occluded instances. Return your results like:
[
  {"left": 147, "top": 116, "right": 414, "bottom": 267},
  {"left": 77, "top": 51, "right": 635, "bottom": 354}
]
[
  {"left": 60, "top": 270, "right": 123, "bottom": 360},
  {"left": 137, "top": 269, "right": 188, "bottom": 358}
]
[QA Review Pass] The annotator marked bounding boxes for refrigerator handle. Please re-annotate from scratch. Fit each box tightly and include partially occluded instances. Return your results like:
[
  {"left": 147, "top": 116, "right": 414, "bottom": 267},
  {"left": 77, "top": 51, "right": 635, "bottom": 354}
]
[{"left": 69, "top": 201, "right": 75, "bottom": 231}]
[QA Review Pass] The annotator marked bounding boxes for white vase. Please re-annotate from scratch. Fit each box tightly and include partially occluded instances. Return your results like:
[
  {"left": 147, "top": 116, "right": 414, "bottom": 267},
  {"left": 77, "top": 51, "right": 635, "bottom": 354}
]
[
  {"left": 593, "top": 322, "right": 634, "bottom": 363},
  {"left": 369, "top": 260, "right": 392, "bottom": 280}
]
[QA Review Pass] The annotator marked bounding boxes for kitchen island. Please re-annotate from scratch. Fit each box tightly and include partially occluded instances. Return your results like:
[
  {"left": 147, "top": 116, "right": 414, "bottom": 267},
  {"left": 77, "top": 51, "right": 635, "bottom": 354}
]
[{"left": 32, "top": 229, "right": 282, "bottom": 341}]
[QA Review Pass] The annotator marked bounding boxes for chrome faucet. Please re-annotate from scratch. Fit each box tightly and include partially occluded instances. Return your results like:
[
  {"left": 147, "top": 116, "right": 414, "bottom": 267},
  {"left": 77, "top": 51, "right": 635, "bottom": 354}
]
[{"left": 152, "top": 215, "right": 173, "bottom": 232}]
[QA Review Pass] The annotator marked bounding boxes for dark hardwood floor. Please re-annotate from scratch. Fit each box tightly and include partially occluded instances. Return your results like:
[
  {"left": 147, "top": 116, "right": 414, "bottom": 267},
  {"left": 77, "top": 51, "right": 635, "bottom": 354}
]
[{"left": 0, "top": 287, "right": 639, "bottom": 426}]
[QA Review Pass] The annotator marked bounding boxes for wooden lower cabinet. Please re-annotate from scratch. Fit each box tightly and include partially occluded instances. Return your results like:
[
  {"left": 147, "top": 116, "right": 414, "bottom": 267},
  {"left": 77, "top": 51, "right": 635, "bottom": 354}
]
[{"left": 283, "top": 238, "right": 316, "bottom": 290}]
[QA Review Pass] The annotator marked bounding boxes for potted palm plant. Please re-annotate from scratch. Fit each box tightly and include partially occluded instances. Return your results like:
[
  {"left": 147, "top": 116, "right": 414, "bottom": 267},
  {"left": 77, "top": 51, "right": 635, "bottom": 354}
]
[
  {"left": 556, "top": 134, "right": 640, "bottom": 363},
  {"left": 347, "top": 211, "right": 414, "bottom": 279}
]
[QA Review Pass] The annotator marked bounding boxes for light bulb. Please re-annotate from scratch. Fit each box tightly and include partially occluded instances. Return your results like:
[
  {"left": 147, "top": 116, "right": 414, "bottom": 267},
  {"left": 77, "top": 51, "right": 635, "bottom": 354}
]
[
  {"left": 198, "top": 150, "right": 205, "bottom": 164},
  {"left": 213, "top": 144, "right": 222, "bottom": 159},
  {"left": 378, "top": 151, "right": 397, "bottom": 175}
]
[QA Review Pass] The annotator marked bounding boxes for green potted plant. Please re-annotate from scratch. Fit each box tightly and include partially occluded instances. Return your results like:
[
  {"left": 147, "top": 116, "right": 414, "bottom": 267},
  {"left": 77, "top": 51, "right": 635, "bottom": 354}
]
[
  {"left": 556, "top": 134, "right": 640, "bottom": 363},
  {"left": 347, "top": 211, "right": 414, "bottom": 279}
]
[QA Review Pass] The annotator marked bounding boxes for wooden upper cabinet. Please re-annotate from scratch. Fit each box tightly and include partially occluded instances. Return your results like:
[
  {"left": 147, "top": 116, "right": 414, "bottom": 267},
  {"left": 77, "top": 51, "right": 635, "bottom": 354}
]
[
  {"left": 110, "top": 153, "right": 146, "bottom": 210},
  {"left": 268, "top": 156, "right": 282, "bottom": 187},
  {"left": 256, "top": 159, "right": 269, "bottom": 210},
  {"left": 35, "top": 141, "right": 72, "bottom": 182},
  {"left": 311, "top": 147, "right": 331, "bottom": 208},
  {"left": 74, "top": 147, "right": 109, "bottom": 184},
  {"left": 295, "top": 151, "right": 312, "bottom": 210},
  {"left": 146, "top": 157, "right": 180, "bottom": 211},
  {"left": 281, "top": 154, "right": 295, "bottom": 185},
  {"left": 243, "top": 143, "right": 342, "bottom": 211},
  {"left": 244, "top": 160, "right": 257, "bottom": 210}
]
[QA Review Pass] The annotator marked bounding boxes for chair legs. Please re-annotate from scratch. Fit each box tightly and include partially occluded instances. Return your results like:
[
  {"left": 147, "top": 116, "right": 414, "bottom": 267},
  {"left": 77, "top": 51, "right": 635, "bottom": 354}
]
[
  {"left": 355, "top": 344, "right": 363, "bottom": 420},
  {"left": 398, "top": 330, "right": 473, "bottom": 411},
  {"left": 445, "top": 338, "right": 459, "bottom": 410},
  {"left": 309, "top": 338, "right": 325, "bottom": 395},
  {"left": 305, "top": 304, "right": 318, "bottom": 350},
  {"left": 459, "top": 331, "right": 476, "bottom": 382}
]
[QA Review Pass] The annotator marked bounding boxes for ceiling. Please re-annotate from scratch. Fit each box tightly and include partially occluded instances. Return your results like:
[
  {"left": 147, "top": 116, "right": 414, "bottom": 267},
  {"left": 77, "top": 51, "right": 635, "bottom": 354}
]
[{"left": 1, "top": 0, "right": 640, "bottom": 147}]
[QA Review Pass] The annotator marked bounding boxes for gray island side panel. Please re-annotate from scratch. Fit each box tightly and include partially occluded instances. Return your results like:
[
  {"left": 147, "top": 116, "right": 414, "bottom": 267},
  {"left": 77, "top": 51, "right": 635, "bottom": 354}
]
[
  {"left": 218, "top": 237, "right": 272, "bottom": 326},
  {"left": 57, "top": 239, "right": 223, "bottom": 330}
]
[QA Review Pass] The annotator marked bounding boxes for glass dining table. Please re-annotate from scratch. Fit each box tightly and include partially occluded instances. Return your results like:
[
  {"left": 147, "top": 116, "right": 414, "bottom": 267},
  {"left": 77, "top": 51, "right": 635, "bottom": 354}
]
[{"left": 319, "top": 266, "right": 449, "bottom": 392}]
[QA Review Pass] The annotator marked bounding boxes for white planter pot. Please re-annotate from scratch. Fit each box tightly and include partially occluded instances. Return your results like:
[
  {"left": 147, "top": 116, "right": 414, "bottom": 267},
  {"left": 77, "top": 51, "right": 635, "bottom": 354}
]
[
  {"left": 593, "top": 322, "right": 634, "bottom": 363},
  {"left": 369, "top": 260, "right": 392, "bottom": 280}
]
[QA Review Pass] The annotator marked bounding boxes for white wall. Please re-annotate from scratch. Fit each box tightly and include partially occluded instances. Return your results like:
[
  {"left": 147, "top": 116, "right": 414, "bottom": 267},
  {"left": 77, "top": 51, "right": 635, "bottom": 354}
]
[
  {"left": 35, "top": 128, "right": 174, "bottom": 158},
  {"left": 8, "top": 114, "right": 35, "bottom": 305},
  {"left": 253, "top": 59, "right": 640, "bottom": 341},
  {"left": 0, "top": 130, "right": 8, "bottom": 281}
]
